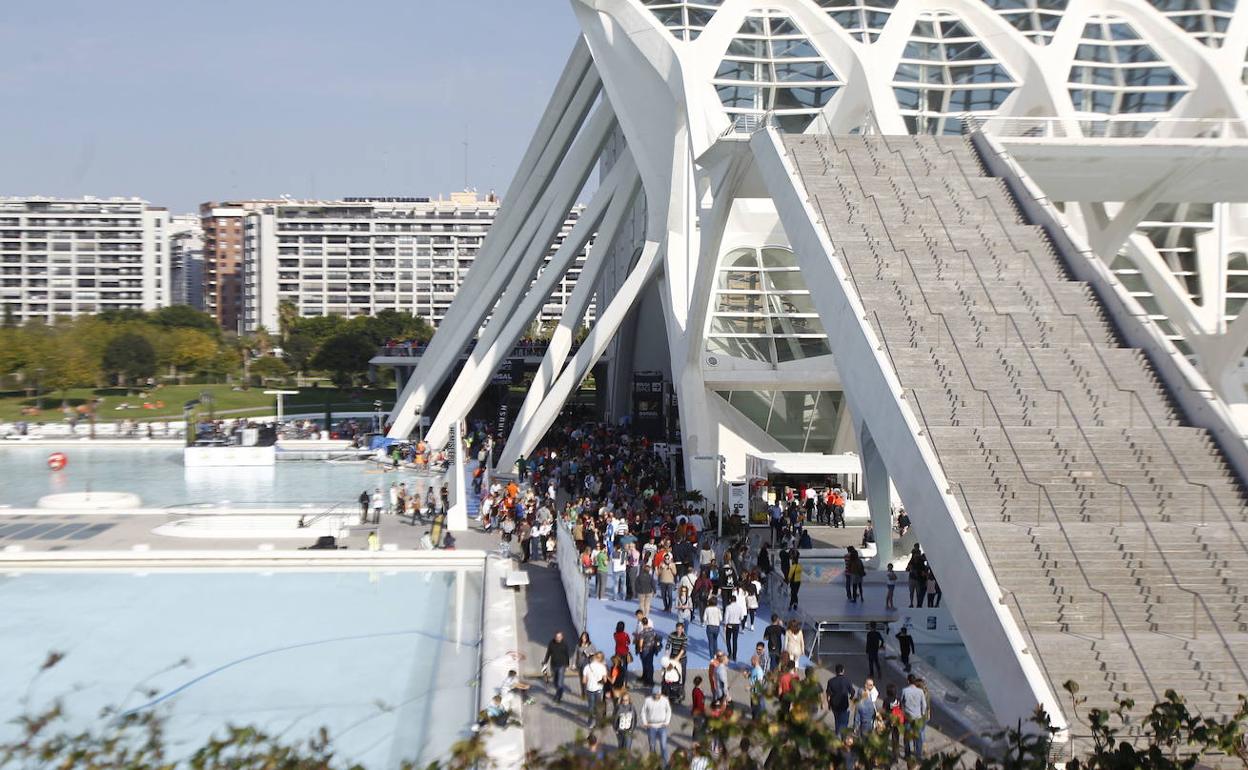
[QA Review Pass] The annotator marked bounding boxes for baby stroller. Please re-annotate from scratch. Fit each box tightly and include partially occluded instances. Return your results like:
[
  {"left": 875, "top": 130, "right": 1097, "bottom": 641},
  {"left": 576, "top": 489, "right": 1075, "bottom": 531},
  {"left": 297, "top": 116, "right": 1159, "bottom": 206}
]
[{"left": 661, "top": 661, "right": 685, "bottom": 705}]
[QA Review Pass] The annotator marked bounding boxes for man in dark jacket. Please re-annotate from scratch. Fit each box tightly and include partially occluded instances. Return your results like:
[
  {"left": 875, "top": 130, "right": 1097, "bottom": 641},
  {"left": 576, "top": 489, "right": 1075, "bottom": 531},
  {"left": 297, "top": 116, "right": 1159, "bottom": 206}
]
[
  {"left": 762, "top": 614, "right": 785, "bottom": 671},
  {"left": 542, "top": 630, "right": 572, "bottom": 702},
  {"left": 896, "top": 625, "right": 916, "bottom": 673},
  {"left": 825, "top": 663, "right": 857, "bottom": 734},
  {"left": 865, "top": 622, "right": 884, "bottom": 678}
]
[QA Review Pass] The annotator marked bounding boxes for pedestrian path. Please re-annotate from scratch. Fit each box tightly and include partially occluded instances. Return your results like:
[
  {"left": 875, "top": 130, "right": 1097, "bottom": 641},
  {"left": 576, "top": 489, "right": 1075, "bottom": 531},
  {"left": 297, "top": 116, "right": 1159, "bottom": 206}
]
[
  {"left": 464, "top": 460, "right": 481, "bottom": 519},
  {"left": 584, "top": 593, "right": 809, "bottom": 672}
]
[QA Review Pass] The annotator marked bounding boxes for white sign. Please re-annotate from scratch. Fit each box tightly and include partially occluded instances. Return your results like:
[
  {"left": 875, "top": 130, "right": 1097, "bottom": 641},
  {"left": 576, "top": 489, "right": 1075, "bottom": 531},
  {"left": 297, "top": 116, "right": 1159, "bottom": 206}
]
[{"left": 727, "top": 482, "right": 749, "bottom": 519}]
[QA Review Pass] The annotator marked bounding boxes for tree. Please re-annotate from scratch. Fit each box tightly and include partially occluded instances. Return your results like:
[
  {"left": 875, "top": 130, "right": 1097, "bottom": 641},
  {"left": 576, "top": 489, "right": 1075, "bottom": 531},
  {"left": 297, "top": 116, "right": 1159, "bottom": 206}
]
[
  {"left": 250, "top": 355, "right": 290, "bottom": 384},
  {"left": 281, "top": 332, "right": 317, "bottom": 375},
  {"left": 310, "top": 331, "right": 374, "bottom": 388},
  {"left": 150, "top": 305, "right": 218, "bottom": 334},
  {"left": 101, "top": 332, "right": 157, "bottom": 386},
  {"left": 160, "top": 328, "right": 218, "bottom": 378}
]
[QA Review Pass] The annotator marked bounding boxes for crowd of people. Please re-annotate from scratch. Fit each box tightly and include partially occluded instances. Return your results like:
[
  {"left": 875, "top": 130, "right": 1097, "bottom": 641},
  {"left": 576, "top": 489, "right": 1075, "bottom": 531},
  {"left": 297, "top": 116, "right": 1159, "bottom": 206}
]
[{"left": 474, "top": 421, "right": 937, "bottom": 768}]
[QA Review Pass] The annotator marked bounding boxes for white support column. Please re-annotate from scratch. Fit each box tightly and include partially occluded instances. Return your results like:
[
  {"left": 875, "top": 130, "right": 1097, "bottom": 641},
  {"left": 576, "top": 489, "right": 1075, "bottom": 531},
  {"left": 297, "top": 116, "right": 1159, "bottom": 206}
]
[
  {"left": 424, "top": 156, "right": 641, "bottom": 449},
  {"left": 854, "top": 418, "right": 894, "bottom": 568},
  {"left": 496, "top": 240, "right": 664, "bottom": 473},
  {"left": 508, "top": 179, "right": 640, "bottom": 446},
  {"left": 447, "top": 421, "right": 468, "bottom": 532},
  {"left": 386, "top": 49, "right": 603, "bottom": 439}
]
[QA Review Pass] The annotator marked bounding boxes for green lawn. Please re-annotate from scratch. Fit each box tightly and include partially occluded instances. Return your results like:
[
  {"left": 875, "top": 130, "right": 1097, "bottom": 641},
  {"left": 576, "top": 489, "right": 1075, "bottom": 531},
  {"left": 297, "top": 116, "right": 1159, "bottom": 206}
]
[{"left": 0, "top": 384, "right": 395, "bottom": 423}]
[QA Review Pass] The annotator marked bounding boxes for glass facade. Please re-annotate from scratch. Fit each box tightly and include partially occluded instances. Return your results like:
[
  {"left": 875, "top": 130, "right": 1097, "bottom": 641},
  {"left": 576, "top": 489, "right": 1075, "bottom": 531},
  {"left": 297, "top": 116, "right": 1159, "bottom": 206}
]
[
  {"left": 1146, "top": 0, "right": 1236, "bottom": 49},
  {"left": 641, "top": 0, "right": 723, "bottom": 41},
  {"left": 714, "top": 11, "right": 844, "bottom": 133},
  {"left": 981, "top": 0, "right": 1068, "bottom": 46},
  {"left": 815, "top": 0, "right": 897, "bottom": 44},
  {"left": 716, "top": 390, "right": 843, "bottom": 453},
  {"left": 706, "top": 246, "right": 830, "bottom": 364},
  {"left": 892, "top": 11, "right": 1017, "bottom": 136},
  {"left": 1067, "top": 16, "right": 1189, "bottom": 117}
]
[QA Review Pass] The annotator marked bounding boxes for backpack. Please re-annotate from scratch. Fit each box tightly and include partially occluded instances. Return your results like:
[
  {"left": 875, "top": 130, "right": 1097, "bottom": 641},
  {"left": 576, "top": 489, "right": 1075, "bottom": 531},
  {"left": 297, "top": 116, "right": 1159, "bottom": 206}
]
[{"left": 643, "top": 629, "right": 662, "bottom": 655}]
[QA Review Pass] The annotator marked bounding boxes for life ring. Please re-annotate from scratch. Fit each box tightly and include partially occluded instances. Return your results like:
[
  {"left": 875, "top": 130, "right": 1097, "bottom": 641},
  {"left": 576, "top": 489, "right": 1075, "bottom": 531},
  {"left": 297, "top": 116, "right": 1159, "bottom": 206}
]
[{"left": 47, "top": 452, "right": 68, "bottom": 471}]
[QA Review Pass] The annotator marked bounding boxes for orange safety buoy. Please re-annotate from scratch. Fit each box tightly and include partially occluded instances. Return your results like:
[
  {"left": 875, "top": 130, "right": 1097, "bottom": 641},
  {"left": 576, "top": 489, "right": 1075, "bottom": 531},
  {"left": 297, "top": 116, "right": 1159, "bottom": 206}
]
[{"left": 47, "top": 452, "right": 68, "bottom": 471}]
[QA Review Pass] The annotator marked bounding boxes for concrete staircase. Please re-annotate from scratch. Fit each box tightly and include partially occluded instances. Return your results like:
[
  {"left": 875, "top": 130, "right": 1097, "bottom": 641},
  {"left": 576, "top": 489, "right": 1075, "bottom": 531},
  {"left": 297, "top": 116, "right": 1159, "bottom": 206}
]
[{"left": 783, "top": 133, "right": 1248, "bottom": 726}]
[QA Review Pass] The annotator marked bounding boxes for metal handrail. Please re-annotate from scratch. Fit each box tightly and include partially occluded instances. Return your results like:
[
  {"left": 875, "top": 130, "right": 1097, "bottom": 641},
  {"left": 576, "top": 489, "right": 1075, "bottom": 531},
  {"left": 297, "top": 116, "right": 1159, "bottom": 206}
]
[{"left": 962, "top": 114, "right": 1248, "bottom": 141}]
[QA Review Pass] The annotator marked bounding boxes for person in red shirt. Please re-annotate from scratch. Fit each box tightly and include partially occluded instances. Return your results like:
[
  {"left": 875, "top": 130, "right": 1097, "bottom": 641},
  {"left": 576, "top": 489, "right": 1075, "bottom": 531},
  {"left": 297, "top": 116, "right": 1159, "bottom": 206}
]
[
  {"left": 777, "top": 659, "right": 797, "bottom": 714},
  {"left": 613, "top": 621, "right": 631, "bottom": 660},
  {"left": 690, "top": 675, "right": 707, "bottom": 743}
]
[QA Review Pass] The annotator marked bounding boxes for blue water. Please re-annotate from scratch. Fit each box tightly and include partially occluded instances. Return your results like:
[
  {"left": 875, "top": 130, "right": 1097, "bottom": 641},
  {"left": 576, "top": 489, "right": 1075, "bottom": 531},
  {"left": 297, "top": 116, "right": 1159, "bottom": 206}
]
[
  {"left": 0, "top": 569, "right": 482, "bottom": 768},
  {"left": 0, "top": 446, "right": 430, "bottom": 508}
]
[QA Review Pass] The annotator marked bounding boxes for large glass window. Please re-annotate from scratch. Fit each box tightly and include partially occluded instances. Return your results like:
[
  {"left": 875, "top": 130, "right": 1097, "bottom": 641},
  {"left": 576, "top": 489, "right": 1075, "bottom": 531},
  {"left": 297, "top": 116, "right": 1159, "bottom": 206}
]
[
  {"left": 714, "top": 12, "right": 843, "bottom": 132},
  {"left": 640, "top": 0, "right": 723, "bottom": 41},
  {"left": 891, "top": 11, "right": 1017, "bottom": 136},
  {"left": 1067, "top": 16, "right": 1189, "bottom": 118},
  {"left": 981, "top": 0, "right": 1068, "bottom": 46},
  {"left": 814, "top": 0, "right": 897, "bottom": 44},
  {"left": 716, "top": 390, "right": 844, "bottom": 453},
  {"left": 1145, "top": 0, "right": 1236, "bottom": 48},
  {"left": 706, "top": 246, "right": 830, "bottom": 365}
]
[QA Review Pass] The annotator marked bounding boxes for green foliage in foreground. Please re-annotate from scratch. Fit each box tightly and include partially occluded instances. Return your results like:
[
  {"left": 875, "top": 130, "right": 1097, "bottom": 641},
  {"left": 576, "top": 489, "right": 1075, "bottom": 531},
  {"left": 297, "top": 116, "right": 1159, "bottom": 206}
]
[{"left": 4, "top": 652, "right": 1246, "bottom": 770}]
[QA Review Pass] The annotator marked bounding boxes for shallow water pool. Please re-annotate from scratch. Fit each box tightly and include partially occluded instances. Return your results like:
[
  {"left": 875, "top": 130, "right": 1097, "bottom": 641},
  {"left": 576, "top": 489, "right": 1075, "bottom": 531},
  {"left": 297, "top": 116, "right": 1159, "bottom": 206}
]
[{"left": 0, "top": 568, "right": 482, "bottom": 768}]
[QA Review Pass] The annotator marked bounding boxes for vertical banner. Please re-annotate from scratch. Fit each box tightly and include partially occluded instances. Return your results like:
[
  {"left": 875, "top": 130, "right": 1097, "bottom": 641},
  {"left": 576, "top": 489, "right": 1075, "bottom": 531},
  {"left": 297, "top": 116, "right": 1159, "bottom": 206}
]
[{"left": 727, "top": 482, "right": 748, "bottom": 520}]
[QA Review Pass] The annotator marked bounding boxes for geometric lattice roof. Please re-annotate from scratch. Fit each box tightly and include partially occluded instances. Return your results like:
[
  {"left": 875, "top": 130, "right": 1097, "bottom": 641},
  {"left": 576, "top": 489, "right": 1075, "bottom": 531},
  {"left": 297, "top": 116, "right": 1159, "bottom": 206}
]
[
  {"left": 640, "top": 0, "right": 724, "bottom": 41},
  {"left": 714, "top": 10, "right": 844, "bottom": 132},
  {"left": 892, "top": 11, "right": 1018, "bottom": 135},
  {"left": 1145, "top": 0, "right": 1236, "bottom": 49},
  {"left": 981, "top": 0, "right": 1069, "bottom": 46},
  {"left": 814, "top": 0, "right": 898, "bottom": 44},
  {"left": 1068, "top": 15, "right": 1189, "bottom": 117}
]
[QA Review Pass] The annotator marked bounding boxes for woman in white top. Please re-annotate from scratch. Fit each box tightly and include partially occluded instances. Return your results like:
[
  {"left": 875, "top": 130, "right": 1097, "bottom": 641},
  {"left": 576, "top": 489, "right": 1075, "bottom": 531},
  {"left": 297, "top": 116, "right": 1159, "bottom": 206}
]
[
  {"left": 783, "top": 619, "right": 806, "bottom": 673},
  {"left": 745, "top": 577, "right": 761, "bottom": 630},
  {"left": 702, "top": 598, "right": 723, "bottom": 659}
]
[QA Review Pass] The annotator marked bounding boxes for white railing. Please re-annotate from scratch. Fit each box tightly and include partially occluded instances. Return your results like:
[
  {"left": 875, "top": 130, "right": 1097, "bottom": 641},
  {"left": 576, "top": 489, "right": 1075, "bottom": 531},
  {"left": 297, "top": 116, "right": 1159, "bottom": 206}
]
[{"left": 965, "top": 114, "right": 1248, "bottom": 140}]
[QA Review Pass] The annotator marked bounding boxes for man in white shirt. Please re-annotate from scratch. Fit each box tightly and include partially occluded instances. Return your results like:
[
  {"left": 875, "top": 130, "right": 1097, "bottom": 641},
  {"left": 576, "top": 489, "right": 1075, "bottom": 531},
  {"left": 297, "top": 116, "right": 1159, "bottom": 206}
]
[
  {"left": 641, "top": 685, "right": 672, "bottom": 764},
  {"left": 582, "top": 652, "right": 609, "bottom": 727},
  {"left": 723, "top": 597, "right": 746, "bottom": 661}
]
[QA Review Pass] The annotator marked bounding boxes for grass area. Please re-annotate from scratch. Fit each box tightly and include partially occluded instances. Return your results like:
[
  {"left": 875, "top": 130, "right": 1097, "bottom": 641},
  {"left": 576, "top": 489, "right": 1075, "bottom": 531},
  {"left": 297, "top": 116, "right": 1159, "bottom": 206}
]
[{"left": 0, "top": 385, "right": 395, "bottom": 423}]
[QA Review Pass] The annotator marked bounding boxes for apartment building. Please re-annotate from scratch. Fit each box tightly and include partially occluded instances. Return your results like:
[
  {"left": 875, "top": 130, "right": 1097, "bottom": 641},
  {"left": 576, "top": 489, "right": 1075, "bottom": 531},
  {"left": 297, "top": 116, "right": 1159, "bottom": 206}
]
[
  {"left": 0, "top": 197, "right": 169, "bottom": 323},
  {"left": 201, "top": 201, "right": 276, "bottom": 332},
  {"left": 240, "top": 191, "right": 590, "bottom": 333},
  {"left": 168, "top": 213, "right": 204, "bottom": 310}
]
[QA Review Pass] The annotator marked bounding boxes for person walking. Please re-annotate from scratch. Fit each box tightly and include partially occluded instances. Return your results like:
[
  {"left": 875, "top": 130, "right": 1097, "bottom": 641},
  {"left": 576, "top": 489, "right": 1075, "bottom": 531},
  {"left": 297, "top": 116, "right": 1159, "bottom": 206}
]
[
  {"left": 855, "top": 678, "right": 880, "bottom": 738},
  {"left": 541, "top": 631, "right": 571, "bottom": 702},
  {"left": 675, "top": 584, "right": 693, "bottom": 627},
  {"left": 702, "top": 597, "right": 722, "bottom": 658},
  {"left": 611, "top": 547, "right": 627, "bottom": 601},
  {"left": 369, "top": 488, "right": 384, "bottom": 524},
  {"left": 667, "top": 622, "right": 688, "bottom": 694},
  {"left": 636, "top": 566, "right": 656, "bottom": 617},
  {"left": 658, "top": 554, "right": 678, "bottom": 612},
  {"left": 614, "top": 689, "right": 638, "bottom": 751},
  {"left": 786, "top": 553, "right": 803, "bottom": 610},
  {"left": 865, "top": 621, "right": 884, "bottom": 678},
  {"left": 641, "top": 685, "right": 672, "bottom": 766},
  {"left": 885, "top": 563, "right": 897, "bottom": 610},
  {"left": 575, "top": 631, "right": 597, "bottom": 699},
  {"left": 723, "top": 595, "right": 744, "bottom": 662},
  {"left": 783, "top": 619, "right": 805, "bottom": 673},
  {"left": 825, "top": 663, "right": 856, "bottom": 734},
  {"left": 896, "top": 625, "right": 916, "bottom": 673},
  {"left": 901, "top": 674, "right": 929, "bottom": 759},
  {"left": 582, "top": 651, "right": 609, "bottom": 727},
  {"left": 358, "top": 489, "right": 370, "bottom": 523},
  {"left": 636, "top": 618, "right": 660, "bottom": 688},
  {"left": 763, "top": 614, "right": 784, "bottom": 671},
  {"left": 748, "top": 654, "right": 767, "bottom": 719}
]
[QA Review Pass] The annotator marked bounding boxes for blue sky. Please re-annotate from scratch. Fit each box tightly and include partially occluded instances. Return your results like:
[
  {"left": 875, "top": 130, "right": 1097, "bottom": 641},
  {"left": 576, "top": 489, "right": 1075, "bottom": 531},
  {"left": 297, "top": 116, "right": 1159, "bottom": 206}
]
[{"left": 0, "top": 1, "right": 582, "bottom": 213}]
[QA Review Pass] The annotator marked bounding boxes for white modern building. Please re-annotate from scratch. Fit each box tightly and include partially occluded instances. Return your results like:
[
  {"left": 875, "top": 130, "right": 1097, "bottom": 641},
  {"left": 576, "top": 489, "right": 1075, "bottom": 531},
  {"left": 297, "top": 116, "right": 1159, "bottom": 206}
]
[
  {"left": 390, "top": 0, "right": 1248, "bottom": 746},
  {"left": 168, "top": 213, "right": 205, "bottom": 310},
  {"left": 238, "top": 193, "right": 590, "bottom": 333},
  {"left": 0, "top": 196, "right": 170, "bottom": 323}
]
